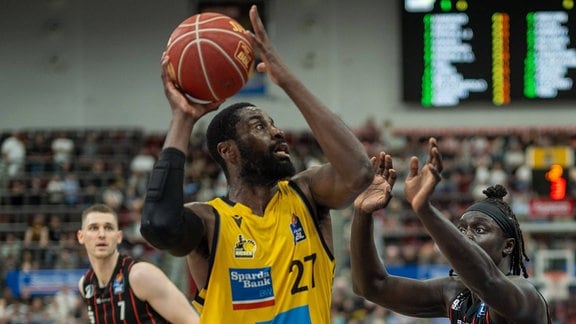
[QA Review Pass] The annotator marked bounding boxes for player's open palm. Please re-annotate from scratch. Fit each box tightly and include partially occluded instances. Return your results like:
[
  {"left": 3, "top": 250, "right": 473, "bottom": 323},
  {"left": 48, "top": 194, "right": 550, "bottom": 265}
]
[
  {"left": 161, "top": 53, "right": 222, "bottom": 120},
  {"left": 354, "top": 152, "right": 396, "bottom": 214},
  {"left": 404, "top": 138, "right": 443, "bottom": 214}
]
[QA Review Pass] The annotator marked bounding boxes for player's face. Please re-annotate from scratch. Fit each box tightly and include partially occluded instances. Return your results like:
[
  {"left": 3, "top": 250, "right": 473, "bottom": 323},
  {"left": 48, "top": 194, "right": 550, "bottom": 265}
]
[
  {"left": 77, "top": 212, "right": 122, "bottom": 259},
  {"left": 235, "top": 108, "right": 295, "bottom": 185},
  {"left": 457, "top": 211, "right": 510, "bottom": 263}
]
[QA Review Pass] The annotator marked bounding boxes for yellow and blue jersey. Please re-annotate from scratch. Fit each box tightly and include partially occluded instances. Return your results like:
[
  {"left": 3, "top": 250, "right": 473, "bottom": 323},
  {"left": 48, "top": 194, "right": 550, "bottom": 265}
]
[{"left": 193, "top": 180, "right": 335, "bottom": 323}]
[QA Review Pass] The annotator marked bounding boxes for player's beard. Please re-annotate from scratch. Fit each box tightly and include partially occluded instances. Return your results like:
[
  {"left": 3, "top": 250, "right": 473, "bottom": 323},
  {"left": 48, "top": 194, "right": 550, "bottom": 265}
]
[{"left": 237, "top": 140, "right": 295, "bottom": 186}]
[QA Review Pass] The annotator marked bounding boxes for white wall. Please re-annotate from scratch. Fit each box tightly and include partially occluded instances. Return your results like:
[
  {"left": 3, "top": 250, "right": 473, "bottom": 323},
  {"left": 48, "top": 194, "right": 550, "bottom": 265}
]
[{"left": 1, "top": 0, "right": 575, "bottom": 133}]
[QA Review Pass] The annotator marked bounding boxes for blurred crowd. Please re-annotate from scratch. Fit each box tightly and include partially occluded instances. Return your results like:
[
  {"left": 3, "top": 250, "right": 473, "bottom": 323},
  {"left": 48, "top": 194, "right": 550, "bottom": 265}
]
[{"left": 0, "top": 120, "right": 575, "bottom": 323}]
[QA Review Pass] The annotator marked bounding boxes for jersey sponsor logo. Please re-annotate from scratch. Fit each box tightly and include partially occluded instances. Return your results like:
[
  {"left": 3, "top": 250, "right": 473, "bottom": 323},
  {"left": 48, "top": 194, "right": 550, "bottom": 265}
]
[
  {"left": 113, "top": 273, "right": 124, "bottom": 295},
  {"left": 96, "top": 297, "right": 111, "bottom": 304},
  {"left": 234, "top": 234, "right": 256, "bottom": 258},
  {"left": 229, "top": 267, "right": 275, "bottom": 310},
  {"left": 290, "top": 214, "right": 306, "bottom": 244},
  {"left": 84, "top": 284, "right": 94, "bottom": 299}
]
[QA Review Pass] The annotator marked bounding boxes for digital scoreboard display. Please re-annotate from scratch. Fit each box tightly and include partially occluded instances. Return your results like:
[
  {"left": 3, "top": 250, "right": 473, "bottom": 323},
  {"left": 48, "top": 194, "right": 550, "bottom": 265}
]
[{"left": 402, "top": 0, "right": 576, "bottom": 107}]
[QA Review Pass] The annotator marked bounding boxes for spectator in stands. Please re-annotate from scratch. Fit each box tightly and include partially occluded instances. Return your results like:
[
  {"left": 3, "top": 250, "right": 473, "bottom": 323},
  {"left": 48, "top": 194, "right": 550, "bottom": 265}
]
[
  {"left": 43, "top": 214, "right": 64, "bottom": 267},
  {"left": 27, "top": 176, "right": 46, "bottom": 206},
  {"left": 46, "top": 174, "right": 65, "bottom": 205},
  {"left": 101, "top": 178, "right": 124, "bottom": 211},
  {"left": 26, "top": 132, "right": 52, "bottom": 175},
  {"left": 62, "top": 172, "right": 80, "bottom": 206},
  {"left": 47, "top": 214, "right": 63, "bottom": 243},
  {"left": 1, "top": 131, "right": 26, "bottom": 178},
  {"left": 53, "top": 248, "right": 78, "bottom": 270},
  {"left": 488, "top": 160, "right": 508, "bottom": 188},
  {"left": 7, "top": 179, "right": 26, "bottom": 207},
  {"left": 0, "top": 233, "right": 22, "bottom": 282},
  {"left": 350, "top": 139, "right": 552, "bottom": 323},
  {"left": 19, "top": 249, "right": 39, "bottom": 271},
  {"left": 80, "top": 131, "right": 99, "bottom": 159},
  {"left": 28, "top": 295, "right": 52, "bottom": 323},
  {"left": 130, "top": 147, "right": 155, "bottom": 174},
  {"left": 127, "top": 168, "right": 149, "bottom": 199},
  {"left": 48, "top": 285, "right": 80, "bottom": 323},
  {"left": 2, "top": 297, "right": 29, "bottom": 323},
  {"left": 23, "top": 213, "right": 49, "bottom": 266},
  {"left": 502, "top": 138, "right": 525, "bottom": 172},
  {"left": 51, "top": 131, "right": 75, "bottom": 172},
  {"left": 0, "top": 233, "right": 23, "bottom": 262},
  {"left": 81, "top": 158, "right": 108, "bottom": 204}
]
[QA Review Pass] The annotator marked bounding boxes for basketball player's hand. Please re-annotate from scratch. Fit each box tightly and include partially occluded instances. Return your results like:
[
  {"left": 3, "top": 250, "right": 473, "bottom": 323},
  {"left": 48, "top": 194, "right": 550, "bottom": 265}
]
[
  {"left": 354, "top": 152, "right": 396, "bottom": 214},
  {"left": 161, "top": 52, "right": 223, "bottom": 121},
  {"left": 247, "top": 5, "right": 293, "bottom": 86},
  {"left": 404, "top": 138, "right": 443, "bottom": 214}
]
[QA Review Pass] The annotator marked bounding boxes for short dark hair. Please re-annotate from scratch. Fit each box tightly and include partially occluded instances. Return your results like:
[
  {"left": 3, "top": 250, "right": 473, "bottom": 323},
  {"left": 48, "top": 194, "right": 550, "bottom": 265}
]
[{"left": 206, "top": 102, "right": 255, "bottom": 176}]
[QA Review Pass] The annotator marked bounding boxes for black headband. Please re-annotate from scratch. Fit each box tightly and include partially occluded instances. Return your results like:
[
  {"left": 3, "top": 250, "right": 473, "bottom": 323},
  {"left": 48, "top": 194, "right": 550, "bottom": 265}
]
[{"left": 465, "top": 201, "right": 515, "bottom": 238}]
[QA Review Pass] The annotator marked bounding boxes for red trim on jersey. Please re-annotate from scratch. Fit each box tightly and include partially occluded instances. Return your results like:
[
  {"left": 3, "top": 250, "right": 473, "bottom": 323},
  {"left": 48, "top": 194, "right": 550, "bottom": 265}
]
[
  {"left": 128, "top": 284, "right": 142, "bottom": 323},
  {"left": 232, "top": 299, "right": 275, "bottom": 310},
  {"left": 145, "top": 303, "right": 157, "bottom": 324},
  {"left": 109, "top": 283, "right": 116, "bottom": 324},
  {"left": 87, "top": 271, "right": 100, "bottom": 324}
]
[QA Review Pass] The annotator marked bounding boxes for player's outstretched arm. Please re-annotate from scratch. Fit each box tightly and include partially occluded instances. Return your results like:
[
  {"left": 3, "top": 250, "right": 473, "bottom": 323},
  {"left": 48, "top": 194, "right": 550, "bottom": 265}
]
[{"left": 350, "top": 152, "right": 447, "bottom": 317}]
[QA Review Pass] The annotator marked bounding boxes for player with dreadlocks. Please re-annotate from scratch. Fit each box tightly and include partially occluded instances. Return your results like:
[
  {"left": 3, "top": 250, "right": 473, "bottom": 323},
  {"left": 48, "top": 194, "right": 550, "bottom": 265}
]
[
  {"left": 350, "top": 138, "right": 552, "bottom": 324},
  {"left": 449, "top": 185, "right": 529, "bottom": 278}
]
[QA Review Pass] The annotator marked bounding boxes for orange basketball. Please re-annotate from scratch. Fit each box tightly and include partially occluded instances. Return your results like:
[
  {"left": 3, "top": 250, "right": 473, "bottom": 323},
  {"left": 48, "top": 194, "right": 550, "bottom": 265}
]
[{"left": 166, "top": 12, "right": 254, "bottom": 103}]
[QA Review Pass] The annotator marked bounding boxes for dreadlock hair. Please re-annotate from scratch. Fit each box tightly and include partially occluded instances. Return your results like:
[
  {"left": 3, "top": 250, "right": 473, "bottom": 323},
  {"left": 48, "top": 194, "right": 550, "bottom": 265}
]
[
  {"left": 449, "top": 184, "right": 530, "bottom": 278},
  {"left": 484, "top": 185, "right": 530, "bottom": 277},
  {"left": 206, "top": 102, "right": 255, "bottom": 179}
]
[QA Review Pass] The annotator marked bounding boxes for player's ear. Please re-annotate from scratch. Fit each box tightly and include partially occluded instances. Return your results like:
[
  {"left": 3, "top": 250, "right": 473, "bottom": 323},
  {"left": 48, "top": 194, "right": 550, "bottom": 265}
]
[
  {"left": 502, "top": 237, "right": 515, "bottom": 257},
  {"left": 117, "top": 230, "right": 123, "bottom": 244},
  {"left": 77, "top": 230, "right": 84, "bottom": 244},
  {"left": 218, "top": 140, "right": 238, "bottom": 162}
]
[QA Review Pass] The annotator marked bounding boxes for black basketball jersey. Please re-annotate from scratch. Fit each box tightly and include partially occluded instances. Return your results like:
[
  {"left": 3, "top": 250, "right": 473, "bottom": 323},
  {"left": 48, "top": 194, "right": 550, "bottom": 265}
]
[
  {"left": 81, "top": 254, "right": 168, "bottom": 324},
  {"left": 448, "top": 288, "right": 552, "bottom": 324}
]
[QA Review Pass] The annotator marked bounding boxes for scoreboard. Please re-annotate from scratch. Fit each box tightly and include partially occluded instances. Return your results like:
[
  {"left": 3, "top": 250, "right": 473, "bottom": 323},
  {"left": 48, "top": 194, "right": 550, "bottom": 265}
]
[{"left": 401, "top": 0, "right": 576, "bottom": 107}]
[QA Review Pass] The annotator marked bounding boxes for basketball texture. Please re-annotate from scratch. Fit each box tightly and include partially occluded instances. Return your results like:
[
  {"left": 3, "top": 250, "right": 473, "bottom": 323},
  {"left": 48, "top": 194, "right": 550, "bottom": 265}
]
[{"left": 166, "top": 12, "right": 254, "bottom": 103}]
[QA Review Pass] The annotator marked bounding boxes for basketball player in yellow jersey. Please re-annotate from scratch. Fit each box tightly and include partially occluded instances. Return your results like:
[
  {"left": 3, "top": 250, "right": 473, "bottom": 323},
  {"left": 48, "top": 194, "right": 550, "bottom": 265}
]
[
  {"left": 195, "top": 181, "right": 336, "bottom": 322},
  {"left": 140, "top": 5, "right": 373, "bottom": 323}
]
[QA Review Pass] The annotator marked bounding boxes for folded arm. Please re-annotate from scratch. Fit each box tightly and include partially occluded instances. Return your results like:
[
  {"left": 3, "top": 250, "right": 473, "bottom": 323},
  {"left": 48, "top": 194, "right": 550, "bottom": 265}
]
[{"left": 140, "top": 53, "right": 220, "bottom": 256}]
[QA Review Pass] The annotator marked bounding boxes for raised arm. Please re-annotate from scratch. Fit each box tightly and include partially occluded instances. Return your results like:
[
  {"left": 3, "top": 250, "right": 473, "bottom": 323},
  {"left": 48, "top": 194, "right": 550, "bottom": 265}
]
[
  {"left": 140, "top": 54, "right": 222, "bottom": 256},
  {"left": 350, "top": 152, "right": 447, "bottom": 317},
  {"left": 404, "top": 138, "right": 547, "bottom": 322},
  {"left": 248, "top": 5, "right": 373, "bottom": 208}
]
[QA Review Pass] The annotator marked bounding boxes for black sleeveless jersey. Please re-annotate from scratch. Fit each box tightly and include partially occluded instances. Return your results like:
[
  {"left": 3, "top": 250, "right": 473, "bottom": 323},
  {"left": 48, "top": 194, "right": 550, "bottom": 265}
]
[
  {"left": 81, "top": 254, "right": 168, "bottom": 324},
  {"left": 448, "top": 288, "right": 552, "bottom": 324}
]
